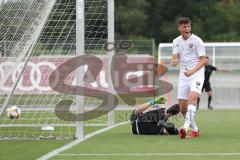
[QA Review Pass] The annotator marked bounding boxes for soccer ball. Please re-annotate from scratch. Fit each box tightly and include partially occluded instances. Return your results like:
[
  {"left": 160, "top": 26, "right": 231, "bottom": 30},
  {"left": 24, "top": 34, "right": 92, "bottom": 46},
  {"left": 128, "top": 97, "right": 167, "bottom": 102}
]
[{"left": 6, "top": 106, "right": 21, "bottom": 119}]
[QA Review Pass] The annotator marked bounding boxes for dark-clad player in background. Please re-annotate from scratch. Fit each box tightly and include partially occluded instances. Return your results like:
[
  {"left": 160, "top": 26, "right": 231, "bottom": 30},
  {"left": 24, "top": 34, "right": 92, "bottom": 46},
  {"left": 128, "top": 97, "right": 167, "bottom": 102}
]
[{"left": 197, "top": 56, "right": 230, "bottom": 110}]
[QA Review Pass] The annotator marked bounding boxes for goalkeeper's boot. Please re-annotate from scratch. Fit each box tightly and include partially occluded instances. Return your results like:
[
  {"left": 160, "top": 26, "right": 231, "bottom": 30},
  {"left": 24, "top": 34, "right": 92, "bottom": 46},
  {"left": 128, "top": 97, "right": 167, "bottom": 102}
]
[
  {"left": 189, "top": 130, "right": 200, "bottom": 138},
  {"left": 179, "top": 128, "right": 187, "bottom": 139},
  {"left": 149, "top": 97, "right": 166, "bottom": 105}
]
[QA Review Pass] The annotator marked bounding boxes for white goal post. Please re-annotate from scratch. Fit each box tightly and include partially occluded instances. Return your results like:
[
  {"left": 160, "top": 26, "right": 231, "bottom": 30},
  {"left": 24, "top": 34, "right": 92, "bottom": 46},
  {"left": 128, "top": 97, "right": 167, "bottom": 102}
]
[{"left": 158, "top": 42, "right": 240, "bottom": 109}]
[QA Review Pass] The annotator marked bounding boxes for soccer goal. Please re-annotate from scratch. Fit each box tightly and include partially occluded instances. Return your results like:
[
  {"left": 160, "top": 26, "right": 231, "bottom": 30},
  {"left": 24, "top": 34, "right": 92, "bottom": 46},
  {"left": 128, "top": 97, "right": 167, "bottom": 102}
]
[
  {"left": 158, "top": 42, "right": 240, "bottom": 109},
  {"left": 0, "top": 0, "right": 115, "bottom": 139}
]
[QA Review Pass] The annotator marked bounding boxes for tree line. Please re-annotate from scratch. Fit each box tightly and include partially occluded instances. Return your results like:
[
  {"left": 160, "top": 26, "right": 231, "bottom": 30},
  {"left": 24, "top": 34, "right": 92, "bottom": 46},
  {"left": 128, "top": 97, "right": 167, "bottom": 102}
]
[{"left": 115, "top": 0, "right": 240, "bottom": 44}]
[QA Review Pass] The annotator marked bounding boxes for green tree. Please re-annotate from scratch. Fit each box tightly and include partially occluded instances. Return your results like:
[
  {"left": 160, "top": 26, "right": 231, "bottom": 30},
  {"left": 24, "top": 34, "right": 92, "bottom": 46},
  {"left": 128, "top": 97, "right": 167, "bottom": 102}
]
[
  {"left": 115, "top": 0, "right": 149, "bottom": 40},
  {"left": 115, "top": 0, "right": 240, "bottom": 43}
]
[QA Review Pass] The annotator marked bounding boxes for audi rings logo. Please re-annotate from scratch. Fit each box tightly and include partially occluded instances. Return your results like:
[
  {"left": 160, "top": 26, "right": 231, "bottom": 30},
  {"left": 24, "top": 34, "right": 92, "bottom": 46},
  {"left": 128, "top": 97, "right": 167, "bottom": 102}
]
[{"left": 0, "top": 60, "right": 59, "bottom": 92}]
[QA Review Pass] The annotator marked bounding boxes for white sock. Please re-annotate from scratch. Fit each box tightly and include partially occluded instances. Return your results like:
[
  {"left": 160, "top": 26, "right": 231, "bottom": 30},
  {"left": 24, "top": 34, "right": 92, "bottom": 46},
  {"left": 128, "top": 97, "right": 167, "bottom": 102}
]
[
  {"left": 188, "top": 104, "right": 198, "bottom": 131},
  {"left": 183, "top": 110, "right": 191, "bottom": 129}
]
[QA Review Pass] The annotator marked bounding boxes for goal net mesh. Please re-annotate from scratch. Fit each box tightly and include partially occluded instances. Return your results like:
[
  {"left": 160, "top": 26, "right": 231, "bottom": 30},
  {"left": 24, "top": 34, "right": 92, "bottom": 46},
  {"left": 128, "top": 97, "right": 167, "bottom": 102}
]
[{"left": 0, "top": 0, "right": 110, "bottom": 139}]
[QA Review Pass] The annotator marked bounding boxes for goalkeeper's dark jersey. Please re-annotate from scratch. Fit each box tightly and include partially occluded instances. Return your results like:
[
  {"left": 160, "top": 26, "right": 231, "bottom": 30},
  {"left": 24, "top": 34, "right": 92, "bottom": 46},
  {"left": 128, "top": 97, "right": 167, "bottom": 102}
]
[{"left": 130, "top": 108, "right": 167, "bottom": 135}]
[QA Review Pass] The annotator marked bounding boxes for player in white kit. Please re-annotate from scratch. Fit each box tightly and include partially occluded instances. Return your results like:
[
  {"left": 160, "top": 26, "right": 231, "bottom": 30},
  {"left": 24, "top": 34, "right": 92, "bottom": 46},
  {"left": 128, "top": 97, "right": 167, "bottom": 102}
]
[{"left": 171, "top": 17, "right": 207, "bottom": 139}]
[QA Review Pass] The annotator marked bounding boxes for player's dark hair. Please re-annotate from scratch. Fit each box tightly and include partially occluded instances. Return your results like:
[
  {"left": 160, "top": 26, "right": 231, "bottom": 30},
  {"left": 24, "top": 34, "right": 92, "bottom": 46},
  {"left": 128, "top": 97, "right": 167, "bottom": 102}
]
[
  {"left": 166, "top": 104, "right": 180, "bottom": 115},
  {"left": 177, "top": 17, "right": 191, "bottom": 25}
]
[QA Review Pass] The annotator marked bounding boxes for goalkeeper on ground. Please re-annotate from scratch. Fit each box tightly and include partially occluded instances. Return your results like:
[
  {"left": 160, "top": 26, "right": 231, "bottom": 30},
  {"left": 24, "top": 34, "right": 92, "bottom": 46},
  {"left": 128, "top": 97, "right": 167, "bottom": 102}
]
[{"left": 130, "top": 97, "right": 179, "bottom": 135}]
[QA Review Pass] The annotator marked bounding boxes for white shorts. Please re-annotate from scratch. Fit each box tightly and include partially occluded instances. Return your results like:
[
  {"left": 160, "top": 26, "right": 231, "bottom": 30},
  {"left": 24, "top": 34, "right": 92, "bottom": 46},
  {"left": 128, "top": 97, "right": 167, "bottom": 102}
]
[{"left": 177, "top": 71, "right": 204, "bottom": 100}]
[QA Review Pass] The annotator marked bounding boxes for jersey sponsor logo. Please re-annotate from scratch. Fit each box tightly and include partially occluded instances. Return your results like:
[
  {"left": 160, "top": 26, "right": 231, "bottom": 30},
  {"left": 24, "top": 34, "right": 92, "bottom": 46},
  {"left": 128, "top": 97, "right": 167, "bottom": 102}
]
[{"left": 189, "top": 43, "right": 193, "bottom": 48}]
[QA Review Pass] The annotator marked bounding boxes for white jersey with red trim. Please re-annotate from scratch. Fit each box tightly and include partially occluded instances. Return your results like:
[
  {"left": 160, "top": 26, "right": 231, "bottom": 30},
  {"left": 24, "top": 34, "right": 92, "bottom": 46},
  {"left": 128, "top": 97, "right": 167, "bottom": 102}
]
[{"left": 172, "top": 34, "right": 206, "bottom": 74}]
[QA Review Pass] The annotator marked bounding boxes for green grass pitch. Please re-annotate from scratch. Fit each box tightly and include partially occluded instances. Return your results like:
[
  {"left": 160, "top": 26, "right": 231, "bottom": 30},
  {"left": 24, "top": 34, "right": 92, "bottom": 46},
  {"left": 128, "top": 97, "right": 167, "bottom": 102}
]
[{"left": 1, "top": 110, "right": 240, "bottom": 160}]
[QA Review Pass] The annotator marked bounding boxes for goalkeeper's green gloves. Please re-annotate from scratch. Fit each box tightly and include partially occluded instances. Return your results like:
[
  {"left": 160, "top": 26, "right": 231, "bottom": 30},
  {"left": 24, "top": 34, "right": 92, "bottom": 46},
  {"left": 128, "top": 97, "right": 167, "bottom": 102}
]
[{"left": 149, "top": 96, "right": 166, "bottom": 105}]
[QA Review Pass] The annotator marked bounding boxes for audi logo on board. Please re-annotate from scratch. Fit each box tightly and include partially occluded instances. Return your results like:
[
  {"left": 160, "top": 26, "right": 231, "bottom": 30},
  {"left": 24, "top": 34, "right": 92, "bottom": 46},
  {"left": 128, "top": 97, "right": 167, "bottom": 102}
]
[{"left": 0, "top": 56, "right": 155, "bottom": 93}]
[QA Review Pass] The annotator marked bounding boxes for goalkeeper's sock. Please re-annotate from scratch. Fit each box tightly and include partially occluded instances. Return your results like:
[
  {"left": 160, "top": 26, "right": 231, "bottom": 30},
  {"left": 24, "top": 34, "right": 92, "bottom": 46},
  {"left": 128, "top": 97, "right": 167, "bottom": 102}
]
[{"left": 188, "top": 104, "right": 198, "bottom": 131}]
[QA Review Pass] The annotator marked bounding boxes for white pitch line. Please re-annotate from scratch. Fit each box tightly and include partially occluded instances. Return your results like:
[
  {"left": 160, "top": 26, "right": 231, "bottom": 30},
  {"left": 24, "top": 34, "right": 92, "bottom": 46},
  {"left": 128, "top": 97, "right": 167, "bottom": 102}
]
[
  {"left": 58, "top": 153, "right": 240, "bottom": 156},
  {"left": 37, "top": 121, "right": 129, "bottom": 160}
]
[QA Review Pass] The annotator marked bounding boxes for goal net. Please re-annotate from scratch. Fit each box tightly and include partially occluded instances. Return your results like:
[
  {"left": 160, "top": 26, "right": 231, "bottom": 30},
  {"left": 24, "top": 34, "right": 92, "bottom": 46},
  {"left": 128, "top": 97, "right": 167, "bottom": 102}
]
[
  {"left": 158, "top": 42, "right": 240, "bottom": 109},
  {"left": 0, "top": 0, "right": 114, "bottom": 139}
]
